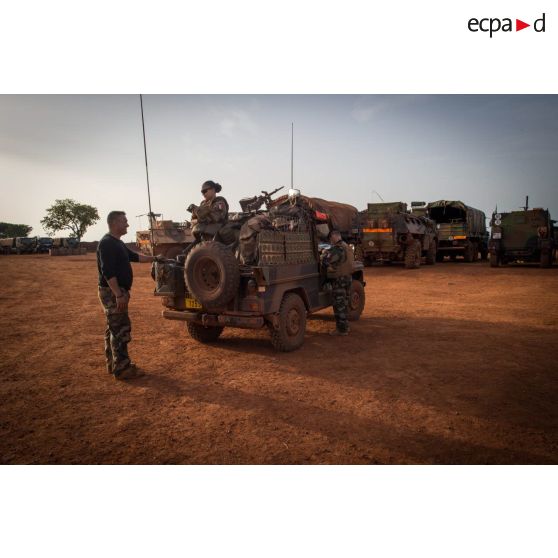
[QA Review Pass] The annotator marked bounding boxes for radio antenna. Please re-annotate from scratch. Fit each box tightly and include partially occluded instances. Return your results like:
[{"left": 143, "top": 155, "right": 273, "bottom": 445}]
[
  {"left": 290, "top": 122, "right": 294, "bottom": 189},
  {"left": 139, "top": 94, "right": 155, "bottom": 254}
]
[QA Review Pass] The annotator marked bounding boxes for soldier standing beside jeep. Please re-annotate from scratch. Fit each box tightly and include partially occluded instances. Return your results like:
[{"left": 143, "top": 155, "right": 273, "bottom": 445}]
[
  {"left": 97, "top": 211, "right": 159, "bottom": 380},
  {"left": 323, "top": 230, "right": 354, "bottom": 336}
]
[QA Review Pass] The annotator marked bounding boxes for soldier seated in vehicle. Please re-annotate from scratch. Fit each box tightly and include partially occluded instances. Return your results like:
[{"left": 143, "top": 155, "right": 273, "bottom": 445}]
[{"left": 187, "top": 180, "right": 235, "bottom": 243}]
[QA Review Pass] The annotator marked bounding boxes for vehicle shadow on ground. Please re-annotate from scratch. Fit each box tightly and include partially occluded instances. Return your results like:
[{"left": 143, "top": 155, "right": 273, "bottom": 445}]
[{"left": 134, "top": 372, "right": 555, "bottom": 464}]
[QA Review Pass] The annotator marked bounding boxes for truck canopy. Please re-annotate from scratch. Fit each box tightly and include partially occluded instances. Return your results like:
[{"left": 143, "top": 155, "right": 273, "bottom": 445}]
[
  {"left": 427, "top": 200, "right": 486, "bottom": 235},
  {"left": 367, "top": 202, "right": 407, "bottom": 214}
]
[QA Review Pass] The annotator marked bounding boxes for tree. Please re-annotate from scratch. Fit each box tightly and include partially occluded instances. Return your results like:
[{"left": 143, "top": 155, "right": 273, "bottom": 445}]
[
  {"left": 0, "top": 222, "right": 33, "bottom": 238},
  {"left": 41, "top": 199, "right": 99, "bottom": 241}
]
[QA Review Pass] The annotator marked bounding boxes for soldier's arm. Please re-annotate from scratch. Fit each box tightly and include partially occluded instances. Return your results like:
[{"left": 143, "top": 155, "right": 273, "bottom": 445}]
[
  {"left": 126, "top": 246, "right": 155, "bottom": 264},
  {"left": 195, "top": 202, "right": 212, "bottom": 220},
  {"left": 327, "top": 245, "right": 346, "bottom": 266}
]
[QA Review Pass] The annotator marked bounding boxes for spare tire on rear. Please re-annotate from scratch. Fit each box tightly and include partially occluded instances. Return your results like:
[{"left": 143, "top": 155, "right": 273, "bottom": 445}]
[{"left": 185, "top": 241, "right": 240, "bottom": 308}]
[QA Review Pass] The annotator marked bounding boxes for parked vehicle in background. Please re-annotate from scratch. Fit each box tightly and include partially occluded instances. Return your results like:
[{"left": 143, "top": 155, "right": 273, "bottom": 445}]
[
  {"left": 356, "top": 202, "right": 438, "bottom": 268},
  {"left": 427, "top": 200, "right": 488, "bottom": 262},
  {"left": 0, "top": 237, "right": 16, "bottom": 255},
  {"left": 50, "top": 237, "right": 86, "bottom": 256},
  {"left": 35, "top": 237, "right": 53, "bottom": 253},
  {"left": 15, "top": 237, "right": 37, "bottom": 254},
  {"left": 489, "top": 200, "right": 556, "bottom": 268},
  {"left": 136, "top": 216, "right": 196, "bottom": 259}
]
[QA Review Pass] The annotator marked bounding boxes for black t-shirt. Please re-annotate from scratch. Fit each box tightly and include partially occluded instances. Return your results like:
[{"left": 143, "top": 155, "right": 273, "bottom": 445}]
[{"left": 97, "top": 233, "right": 140, "bottom": 290}]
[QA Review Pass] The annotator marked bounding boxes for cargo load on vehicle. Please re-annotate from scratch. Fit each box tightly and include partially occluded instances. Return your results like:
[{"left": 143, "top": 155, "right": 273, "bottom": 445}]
[{"left": 427, "top": 200, "right": 488, "bottom": 262}]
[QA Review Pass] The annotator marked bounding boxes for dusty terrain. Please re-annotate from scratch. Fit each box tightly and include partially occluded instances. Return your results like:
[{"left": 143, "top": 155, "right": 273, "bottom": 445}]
[{"left": 0, "top": 253, "right": 557, "bottom": 464}]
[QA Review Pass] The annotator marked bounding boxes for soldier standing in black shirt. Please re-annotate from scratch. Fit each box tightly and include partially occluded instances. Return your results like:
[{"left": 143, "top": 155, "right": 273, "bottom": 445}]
[{"left": 97, "top": 211, "right": 159, "bottom": 380}]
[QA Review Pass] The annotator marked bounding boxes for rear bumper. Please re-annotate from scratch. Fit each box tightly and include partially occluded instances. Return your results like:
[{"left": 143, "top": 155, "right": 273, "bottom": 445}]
[{"left": 162, "top": 310, "right": 265, "bottom": 329}]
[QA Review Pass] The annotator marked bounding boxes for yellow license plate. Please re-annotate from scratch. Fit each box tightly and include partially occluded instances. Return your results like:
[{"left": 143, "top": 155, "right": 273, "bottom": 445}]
[{"left": 185, "top": 297, "right": 202, "bottom": 309}]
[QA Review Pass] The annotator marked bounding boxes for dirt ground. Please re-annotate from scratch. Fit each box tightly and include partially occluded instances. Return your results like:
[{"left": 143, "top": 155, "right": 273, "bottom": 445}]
[{"left": 0, "top": 253, "right": 557, "bottom": 464}]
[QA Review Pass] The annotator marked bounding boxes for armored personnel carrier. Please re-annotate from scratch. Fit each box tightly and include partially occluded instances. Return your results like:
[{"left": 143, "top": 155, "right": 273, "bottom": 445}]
[
  {"left": 136, "top": 216, "right": 195, "bottom": 259},
  {"left": 356, "top": 202, "right": 438, "bottom": 268},
  {"left": 427, "top": 200, "right": 488, "bottom": 262},
  {"left": 489, "top": 205, "right": 555, "bottom": 267},
  {"left": 152, "top": 188, "right": 366, "bottom": 352}
]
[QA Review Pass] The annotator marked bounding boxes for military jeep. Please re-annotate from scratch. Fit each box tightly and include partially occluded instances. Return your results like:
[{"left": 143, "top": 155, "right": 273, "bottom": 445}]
[{"left": 152, "top": 189, "right": 366, "bottom": 352}]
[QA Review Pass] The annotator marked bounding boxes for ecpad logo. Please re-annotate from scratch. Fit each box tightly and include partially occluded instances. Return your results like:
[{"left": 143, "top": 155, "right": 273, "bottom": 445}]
[{"left": 468, "top": 13, "right": 546, "bottom": 37}]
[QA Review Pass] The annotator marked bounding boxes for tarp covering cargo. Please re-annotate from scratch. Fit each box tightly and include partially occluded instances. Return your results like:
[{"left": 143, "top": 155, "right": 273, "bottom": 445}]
[
  {"left": 272, "top": 195, "right": 359, "bottom": 233},
  {"left": 367, "top": 202, "right": 407, "bottom": 214},
  {"left": 427, "top": 200, "right": 486, "bottom": 236}
]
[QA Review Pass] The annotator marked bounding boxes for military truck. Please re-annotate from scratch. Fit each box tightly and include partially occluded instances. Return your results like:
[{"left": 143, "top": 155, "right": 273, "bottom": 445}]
[
  {"left": 427, "top": 200, "right": 488, "bottom": 262},
  {"left": 356, "top": 202, "right": 438, "bottom": 268},
  {"left": 489, "top": 205, "right": 556, "bottom": 268},
  {"left": 136, "top": 216, "right": 195, "bottom": 259},
  {"left": 35, "top": 237, "right": 53, "bottom": 254},
  {"left": 152, "top": 188, "right": 366, "bottom": 352},
  {"left": 0, "top": 237, "right": 15, "bottom": 255},
  {"left": 50, "top": 237, "right": 86, "bottom": 256}
]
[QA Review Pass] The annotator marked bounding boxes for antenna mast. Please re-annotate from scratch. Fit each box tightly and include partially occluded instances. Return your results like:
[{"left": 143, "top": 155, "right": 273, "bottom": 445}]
[
  {"left": 139, "top": 94, "right": 155, "bottom": 255},
  {"left": 290, "top": 122, "right": 294, "bottom": 189}
]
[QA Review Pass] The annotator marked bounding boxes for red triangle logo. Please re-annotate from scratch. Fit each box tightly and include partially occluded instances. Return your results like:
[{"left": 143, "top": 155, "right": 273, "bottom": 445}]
[{"left": 516, "top": 19, "right": 530, "bottom": 31}]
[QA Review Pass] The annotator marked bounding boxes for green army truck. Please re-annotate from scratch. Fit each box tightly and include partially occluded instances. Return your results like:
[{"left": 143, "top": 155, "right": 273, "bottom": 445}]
[
  {"left": 152, "top": 188, "right": 366, "bottom": 352},
  {"left": 427, "top": 200, "right": 488, "bottom": 262},
  {"left": 489, "top": 206, "right": 556, "bottom": 268},
  {"left": 50, "top": 237, "right": 86, "bottom": 256},
  {"left": 35, "top": 237, "right": 53, "bottom": 254},
  {"left": 356, "top": 202, "right": 438, "bottom": 268}
]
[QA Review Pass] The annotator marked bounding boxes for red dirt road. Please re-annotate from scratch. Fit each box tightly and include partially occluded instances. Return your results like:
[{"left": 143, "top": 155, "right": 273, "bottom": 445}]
[{"left": 1, "top": 254, "right": 557, "bottom": 464}]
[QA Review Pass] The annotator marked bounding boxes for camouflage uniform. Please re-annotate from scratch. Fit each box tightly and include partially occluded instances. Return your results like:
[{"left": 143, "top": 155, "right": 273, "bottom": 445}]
[
  {"left": 190, "top": 196, "right": 236, "bottom": 244},
  {"left": 98, "top": 287, "right": 132, "bottom": 374},
  {"left": 325, "top": 240, "right": 354, "bottom": 334}
]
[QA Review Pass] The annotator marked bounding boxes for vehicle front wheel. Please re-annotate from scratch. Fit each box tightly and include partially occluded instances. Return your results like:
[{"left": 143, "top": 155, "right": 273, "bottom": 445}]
[
  {"left": 186, "top": 322, "right": 224, "bottom": 343},
  {"left": 425, "top": 240, "right": 437, "bottom": 265},
  {"left": 347, "top": 280, "right": 365, "bottom": 321},
  {"left": 269, "top": 293, "right": 307, "bottom": 352}
]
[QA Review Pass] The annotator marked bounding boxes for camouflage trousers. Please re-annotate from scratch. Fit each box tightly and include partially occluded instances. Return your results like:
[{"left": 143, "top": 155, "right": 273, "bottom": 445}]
[
  {"left": 98, "top": 287, "right": 132, "bottom": 375},
  {"left": 331, "top": 275, "right": 351, "bottom": 333}
]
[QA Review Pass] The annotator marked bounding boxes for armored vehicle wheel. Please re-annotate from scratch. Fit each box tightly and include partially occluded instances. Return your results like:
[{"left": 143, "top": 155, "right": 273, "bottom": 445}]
[
  {"left": 347, "top": 280, "right": 365, "bottom": 321},
  {"left": 185, "top": 241, "right": 240, "bottom": 308},
  {"left": 425, "top": 240, "right": 437, "bottom": 265},
  {"left": 480, "top": 247, "right": 488, "bottom": 260},
  {"left": 186, "top": 322, "right": 224, "bottom": 343},
  {"left": 540, "top": 251, "right": 552, "bottom": 268},
  {"left": 464, "top": 242, "right": 475, "bottom": 263},
  {"left": 489, "top": 253, "right": 500, "bottom": 267},
  {"left": 269, "top": 292, "right": 307, "bottom": 352},
  {"left": 404, "top": 239, "right": 421, "bottom": 269}
]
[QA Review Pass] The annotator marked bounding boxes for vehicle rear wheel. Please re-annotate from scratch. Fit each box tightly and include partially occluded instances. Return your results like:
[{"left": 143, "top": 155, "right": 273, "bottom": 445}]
[
  {"left": 404, "top": 239, "right": 421, "bottom": 269},
  {"left": 489, "top": 253, "right": 500, "bottom": 268},
  {"left": 186, "top": 322, "right": 224, "bottom": 343},
  {"left": 185, "top": 241, "right": 240, "bottom": 308},
  {"left": 347, "top": 280, "right": 365, "bottom": 321},
  {"left": 425, "top": 240, "right": 437, "bottom": 265},
  {"left": 269, "top": 293, "right": 307, "bottom": 352},
  {"left": 463, "top": 241, "right": 475, "bottom": 263}
]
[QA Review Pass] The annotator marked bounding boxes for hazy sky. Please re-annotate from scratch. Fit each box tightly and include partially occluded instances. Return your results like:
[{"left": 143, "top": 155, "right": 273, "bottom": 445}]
[{"left": 1, "top": 95, "right": 557, "bottom": 241}]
